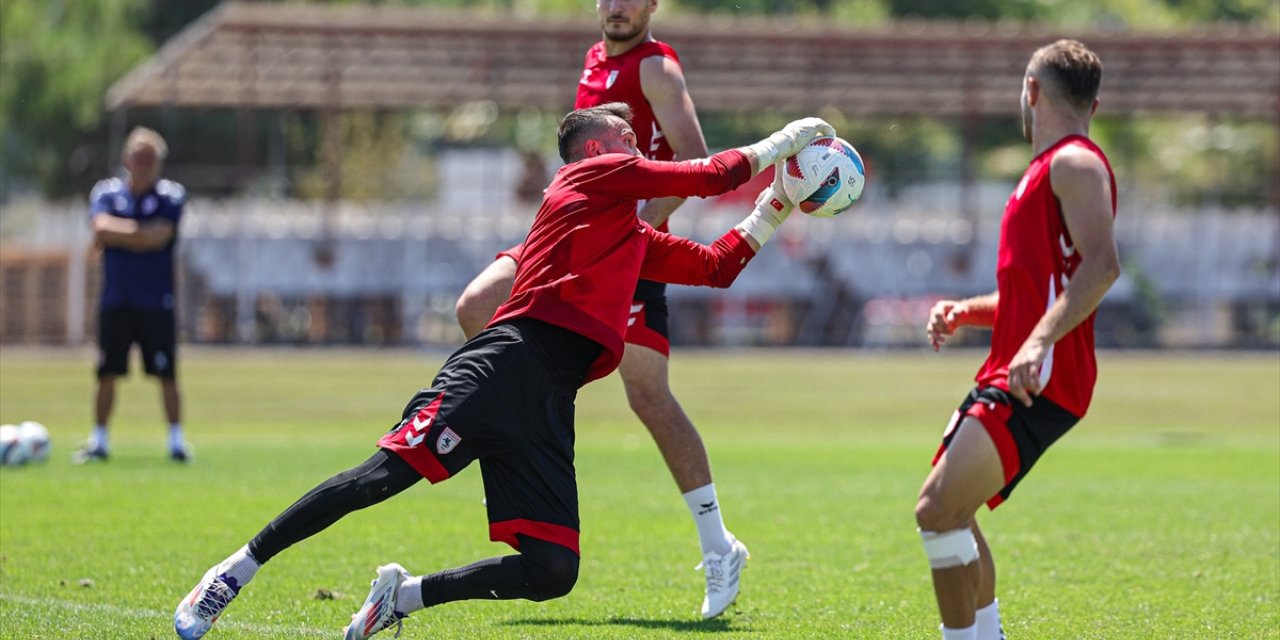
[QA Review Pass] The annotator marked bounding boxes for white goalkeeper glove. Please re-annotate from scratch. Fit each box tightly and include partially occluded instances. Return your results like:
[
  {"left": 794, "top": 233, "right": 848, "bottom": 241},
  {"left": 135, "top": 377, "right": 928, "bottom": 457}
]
[
  {"left": 745, "top": 117, "right": 837, "bottom": 173},
  {"left": 736, "top": 163, "right": 794, "bottom": 247}
]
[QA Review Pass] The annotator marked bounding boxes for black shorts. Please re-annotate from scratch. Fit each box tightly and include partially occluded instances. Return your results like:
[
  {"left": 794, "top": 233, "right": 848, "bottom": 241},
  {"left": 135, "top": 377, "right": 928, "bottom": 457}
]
[
  {"left": 96, "top": 308, "right": 177, "bottom": 380},
  {"left": 378, "top": 318, "right": 601, "bottom": 555},
  {"left": 933, "top": 386, "right": 1079, "bottom": 509},
  {"left": 625, "top": 279, "right": 669, "bottom": 355}
]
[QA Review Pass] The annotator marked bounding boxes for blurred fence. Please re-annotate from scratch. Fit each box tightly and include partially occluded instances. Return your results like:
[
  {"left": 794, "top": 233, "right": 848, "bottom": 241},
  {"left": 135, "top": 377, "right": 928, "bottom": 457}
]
[{"left": 3, "top": 166, "right": 1276, "bottom": 350}]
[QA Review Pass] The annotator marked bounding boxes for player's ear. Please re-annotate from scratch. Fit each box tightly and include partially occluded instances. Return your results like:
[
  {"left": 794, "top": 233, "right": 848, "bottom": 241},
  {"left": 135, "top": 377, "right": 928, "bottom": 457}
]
[
  {"left": 1090, "top": 97, "right": 1099, "bottom": 117},
  {"left": 583, "top": 138, "right": 604, "bottom": 158},
  {"left": 1025, "top": 76, "right": 1040, "bottom": 107}
]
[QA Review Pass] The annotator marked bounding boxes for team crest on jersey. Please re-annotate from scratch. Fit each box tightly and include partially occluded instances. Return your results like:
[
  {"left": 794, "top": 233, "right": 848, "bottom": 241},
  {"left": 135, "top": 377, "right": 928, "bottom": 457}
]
[
  {"left": 436, "top": 427, "right": 461, "bottom": 455},
  {"left": 605, "top": 70, "right": 619, "bottom": 89}
]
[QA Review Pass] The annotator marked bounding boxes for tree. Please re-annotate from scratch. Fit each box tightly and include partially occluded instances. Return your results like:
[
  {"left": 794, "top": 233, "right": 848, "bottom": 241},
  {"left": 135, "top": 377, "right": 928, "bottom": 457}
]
[{"left": 1, "top": 0, "right": 155, "bottom": 199}]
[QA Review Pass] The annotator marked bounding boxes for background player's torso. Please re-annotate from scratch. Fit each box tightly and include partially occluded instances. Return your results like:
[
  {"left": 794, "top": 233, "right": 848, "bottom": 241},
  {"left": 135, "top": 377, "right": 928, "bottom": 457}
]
[{"left": 575, "top": 40, "right": 680, "bottom": 165}]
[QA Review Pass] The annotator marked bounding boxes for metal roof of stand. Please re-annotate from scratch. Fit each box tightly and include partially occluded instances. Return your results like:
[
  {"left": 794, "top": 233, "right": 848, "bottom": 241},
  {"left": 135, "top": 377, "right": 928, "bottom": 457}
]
[{"left": 107, "top": 2, "right": 1280, "bottom": 118}]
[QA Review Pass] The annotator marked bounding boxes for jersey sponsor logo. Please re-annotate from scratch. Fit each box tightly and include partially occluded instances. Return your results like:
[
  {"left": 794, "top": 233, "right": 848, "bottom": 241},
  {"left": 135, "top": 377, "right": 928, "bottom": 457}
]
[
  {"left": 436, "top": 427, "right": 462, "bottom": 455},
  {"left": 605, "top": 70, "right": 619, "bottom": 89}
]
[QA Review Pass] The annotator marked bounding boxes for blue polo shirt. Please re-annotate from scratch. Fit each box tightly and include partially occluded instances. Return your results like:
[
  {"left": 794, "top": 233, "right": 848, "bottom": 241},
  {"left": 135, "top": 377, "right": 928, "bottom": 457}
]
[{"left": 89, "top": 177, "right": 185, "bottom": 312}]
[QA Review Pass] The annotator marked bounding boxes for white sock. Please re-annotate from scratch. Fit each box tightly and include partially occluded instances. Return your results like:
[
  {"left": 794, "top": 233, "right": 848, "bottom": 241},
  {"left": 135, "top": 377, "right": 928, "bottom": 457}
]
[
  {"left": 682, "top": 483, "right": 732, "bottom": 555},
  {"left": 169, "top": 423, "right": 184, "bottom": 450},
  {"left": 91, "top": 425, "right": 108, "bottom": 451},
  {"left": 220, "top": 545, "right": 261, "bottom": 588},
  {"left": 976, "top": 599, "right": 1004, "bottom": 640},
  {"left": 396, "top": 576, "right": 424, "bottom": 613},
  {"left": 941, "top": 624, "right": 978, "bottom": 640}
]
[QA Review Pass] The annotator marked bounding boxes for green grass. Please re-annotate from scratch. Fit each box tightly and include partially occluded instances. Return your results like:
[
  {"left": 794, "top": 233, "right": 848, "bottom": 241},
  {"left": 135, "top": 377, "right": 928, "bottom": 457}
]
[{"left": 1, "top": 347, "right": 1277, "bottom": 639}]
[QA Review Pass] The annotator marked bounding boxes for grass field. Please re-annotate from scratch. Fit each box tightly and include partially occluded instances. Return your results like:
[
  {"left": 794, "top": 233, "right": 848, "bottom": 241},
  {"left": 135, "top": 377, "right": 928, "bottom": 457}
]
[{"left": 0, "top": 347, "right": 1276, "bottom": 639}]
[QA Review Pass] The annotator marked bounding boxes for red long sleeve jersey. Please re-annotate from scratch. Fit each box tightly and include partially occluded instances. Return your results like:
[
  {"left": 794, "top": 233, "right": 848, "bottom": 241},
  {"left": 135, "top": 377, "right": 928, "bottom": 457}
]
[{"left": 489, "top": 149, "right": 756, "bottom": 384}]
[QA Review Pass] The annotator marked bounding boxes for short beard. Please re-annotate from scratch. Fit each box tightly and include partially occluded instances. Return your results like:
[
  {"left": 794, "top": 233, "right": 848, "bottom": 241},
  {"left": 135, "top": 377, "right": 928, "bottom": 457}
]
[{"left": 602, "top": 22, "right": 644, "bottom": 42}]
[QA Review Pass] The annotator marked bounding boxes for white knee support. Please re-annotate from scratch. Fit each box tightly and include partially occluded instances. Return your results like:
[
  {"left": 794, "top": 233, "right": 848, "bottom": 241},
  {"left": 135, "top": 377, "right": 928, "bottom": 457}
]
[{"left": 920, "top": 527, "right": 979, "bottom": 569}]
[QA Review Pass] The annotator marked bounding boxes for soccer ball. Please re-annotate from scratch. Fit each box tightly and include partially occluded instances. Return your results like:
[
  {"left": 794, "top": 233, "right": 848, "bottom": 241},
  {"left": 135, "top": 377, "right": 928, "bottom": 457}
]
[
  {"left": 781, "top": 136, "right": 865, "bottom": 218},
  {"left": 0, "top": 421, "right": 51, "bottom": 466},
  {"left": 1, "top": 424, "right": 24, "bottom": 465},
  {"left": 18, "top": 421, "right": 50, "bottom": 463}
]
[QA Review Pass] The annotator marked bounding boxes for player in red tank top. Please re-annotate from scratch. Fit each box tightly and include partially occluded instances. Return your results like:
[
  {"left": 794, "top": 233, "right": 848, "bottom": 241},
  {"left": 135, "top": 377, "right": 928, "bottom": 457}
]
[
  {"left": 915, "top": 40, "right": 1121, "bottom": 640},
  {"left": 452, "top": 0, "right": 750, "bottom": 620}
]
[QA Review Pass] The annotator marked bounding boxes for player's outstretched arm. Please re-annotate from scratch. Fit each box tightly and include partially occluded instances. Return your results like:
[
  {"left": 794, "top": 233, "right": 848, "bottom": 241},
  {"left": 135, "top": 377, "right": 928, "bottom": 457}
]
[
  {"left": 1006, "top": 147, "right": 1120, "bottom": 405},
  {"left": 639, "top": 171, "right": 793, "bottom": 287},
  {"left": 741, "top": 118, "right": 836, "bottom": 175}
]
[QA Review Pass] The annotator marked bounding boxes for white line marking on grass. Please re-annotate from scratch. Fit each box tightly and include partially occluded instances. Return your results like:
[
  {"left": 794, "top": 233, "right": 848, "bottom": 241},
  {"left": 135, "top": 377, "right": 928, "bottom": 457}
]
[{"left": 0, "top": 592, "right": 335, "bottom": 637}]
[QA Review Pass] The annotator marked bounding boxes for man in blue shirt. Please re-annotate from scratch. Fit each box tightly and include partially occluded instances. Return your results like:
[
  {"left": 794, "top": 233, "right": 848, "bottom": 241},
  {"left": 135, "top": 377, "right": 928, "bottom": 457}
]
[{"left": 76, "top": 127, "right": 190, "bottom": 463}]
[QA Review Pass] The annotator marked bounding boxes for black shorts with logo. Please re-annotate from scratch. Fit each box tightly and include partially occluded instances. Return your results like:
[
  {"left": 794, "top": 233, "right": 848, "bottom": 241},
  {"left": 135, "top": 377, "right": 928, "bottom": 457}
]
[
  {"left": 96, "top": 308, "right": 177, "bottom": 379},
  {"left": 934, "top": 386, "right": 1080, "bottom": 509},
  {"left": 378, "top": 318, "right": 601, "bottom": 555}
]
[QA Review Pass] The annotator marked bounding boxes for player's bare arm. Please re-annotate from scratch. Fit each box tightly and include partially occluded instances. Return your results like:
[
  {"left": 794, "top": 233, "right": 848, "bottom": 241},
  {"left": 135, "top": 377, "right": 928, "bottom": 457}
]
[
  {"left": 637, "top": 54, "right": 708, "bottom": 227},
  {"left": 926, "top": 292, "right": 999, "bottom": 351},
  {"left": 1006, "top": 146, "right": 1120, "bottom": 406},
  {"left": 93, "top": 215, "right": 175, "bottom": 252}
]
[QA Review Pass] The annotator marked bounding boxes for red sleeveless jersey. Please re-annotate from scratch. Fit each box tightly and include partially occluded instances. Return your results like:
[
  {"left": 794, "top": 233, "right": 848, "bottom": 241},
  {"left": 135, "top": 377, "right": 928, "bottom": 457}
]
[
  {"left": 576, "top": 40, "right": 682, "bottom": 232},
  {"left": 975, "top": 135, "right": 1117, "bottom": 417}
]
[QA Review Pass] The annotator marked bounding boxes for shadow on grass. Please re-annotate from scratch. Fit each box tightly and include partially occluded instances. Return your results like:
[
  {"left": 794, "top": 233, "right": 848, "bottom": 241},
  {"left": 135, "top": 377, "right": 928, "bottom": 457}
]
[{"left": 500, "top": 616, "right": 745, "bottom": 633}]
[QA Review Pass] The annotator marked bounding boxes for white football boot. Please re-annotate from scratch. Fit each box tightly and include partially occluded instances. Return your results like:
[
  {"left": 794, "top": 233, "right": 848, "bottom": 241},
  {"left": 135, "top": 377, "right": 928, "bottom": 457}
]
[
  {"left": 174, "top": 564, "right": 243, "bottom": 639},
  {"left": 343, "top": 563, "right": 411, "bottom": 640},
  {"left": 698, "top": 535, "right": 749, "bottom": 620}
]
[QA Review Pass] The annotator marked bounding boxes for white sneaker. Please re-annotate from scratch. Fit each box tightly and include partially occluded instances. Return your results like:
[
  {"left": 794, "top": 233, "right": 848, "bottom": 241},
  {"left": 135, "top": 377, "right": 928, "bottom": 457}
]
[
  {"left": 174, "top": 565, "right": 243, "bottom": 639},
  {"left": 344, "top": 563, "right": 411, "bottom": 640},
  {"left": 698, "top": 536, "right": 749, "bottom": 619}
]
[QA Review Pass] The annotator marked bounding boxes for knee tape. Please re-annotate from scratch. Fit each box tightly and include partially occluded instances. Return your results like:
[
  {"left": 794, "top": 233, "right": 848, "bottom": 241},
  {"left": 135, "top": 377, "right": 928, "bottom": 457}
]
[{"left": 920, "top": 527, "right": 979, "bottom": 569}]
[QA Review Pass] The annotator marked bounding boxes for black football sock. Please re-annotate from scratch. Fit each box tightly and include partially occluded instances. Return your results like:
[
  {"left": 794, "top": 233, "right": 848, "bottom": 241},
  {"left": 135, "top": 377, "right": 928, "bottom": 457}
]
[
  {"left": 419, "top": 535, "right": 579, "bottom": 606},
  {"left": 248, "top": 449, "right": 420, "bottom": 563}
]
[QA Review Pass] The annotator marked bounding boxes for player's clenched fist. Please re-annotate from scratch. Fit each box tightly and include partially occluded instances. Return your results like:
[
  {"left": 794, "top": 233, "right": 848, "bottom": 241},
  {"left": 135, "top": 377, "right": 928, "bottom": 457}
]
[{"left": 925, "top": 299, "right": 966, "bottom": 351}]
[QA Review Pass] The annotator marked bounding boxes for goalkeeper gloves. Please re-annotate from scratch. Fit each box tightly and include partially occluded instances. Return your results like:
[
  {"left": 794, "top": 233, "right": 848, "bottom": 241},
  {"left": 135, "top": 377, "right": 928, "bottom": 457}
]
[
  {"left": 745, "top": 117, "right": 837, "bottom": 172},
  {"left": 735, "top": 164, "right": 794, "bottom": 247}
]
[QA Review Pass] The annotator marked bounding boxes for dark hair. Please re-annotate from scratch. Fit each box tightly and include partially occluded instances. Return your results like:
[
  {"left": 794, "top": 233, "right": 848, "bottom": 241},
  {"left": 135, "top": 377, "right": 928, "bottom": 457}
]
[
  {"left": 556, "top": 102, "right": 634, "bottom": 163},
  {"left": 1029, "top": 39, "right": 1103, "bottom": 112}
]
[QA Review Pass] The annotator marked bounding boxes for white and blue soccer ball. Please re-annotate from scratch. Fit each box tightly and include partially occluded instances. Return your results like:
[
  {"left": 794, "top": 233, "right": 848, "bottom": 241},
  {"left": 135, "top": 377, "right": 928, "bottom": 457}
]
[
  {"left": 781, "top": 136, "right": 866, "bottom": 218},
  {"left": 0, "top": 421, "right": 51, "bottom": 466},
  {"left": 19, "top": 421, "right": 50, "bottom": 463},
  {"left": 0, "top": 424, "right": 21, "bottom": 465}
]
